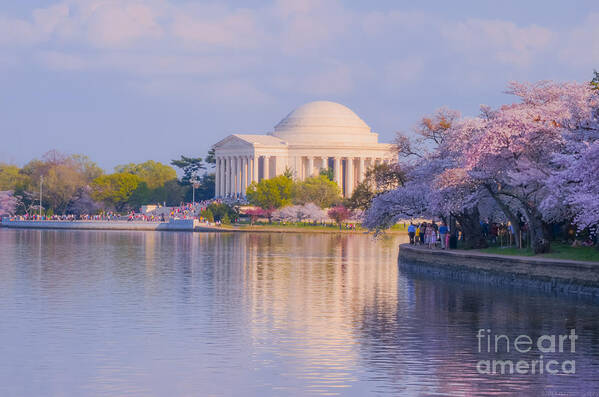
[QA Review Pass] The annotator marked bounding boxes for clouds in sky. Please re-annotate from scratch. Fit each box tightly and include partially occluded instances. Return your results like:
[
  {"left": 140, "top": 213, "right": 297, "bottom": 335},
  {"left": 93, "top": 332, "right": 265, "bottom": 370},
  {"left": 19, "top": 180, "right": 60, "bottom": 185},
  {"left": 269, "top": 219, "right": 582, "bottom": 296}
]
[{"left": 0, "top": 0, "right": 597, "bottom": 168}]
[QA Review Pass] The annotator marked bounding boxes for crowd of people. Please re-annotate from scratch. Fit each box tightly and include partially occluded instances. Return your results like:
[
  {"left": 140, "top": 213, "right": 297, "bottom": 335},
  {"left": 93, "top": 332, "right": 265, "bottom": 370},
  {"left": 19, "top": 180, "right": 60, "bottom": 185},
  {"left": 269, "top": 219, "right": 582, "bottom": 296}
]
[
  {"left": 404, "top": 218, "right": 595, "bottom": 250},
  {"left": 5, "top": 201, "right": 222, "bottom": 223},
  {"left": 407, "top": 221, "right": 450, "bottom": 249}
]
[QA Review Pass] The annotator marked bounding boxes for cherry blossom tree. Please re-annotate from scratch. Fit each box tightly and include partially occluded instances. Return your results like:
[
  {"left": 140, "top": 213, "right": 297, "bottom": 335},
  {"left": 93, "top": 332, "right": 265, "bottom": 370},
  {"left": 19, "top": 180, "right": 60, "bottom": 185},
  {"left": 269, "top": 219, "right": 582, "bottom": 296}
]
[
  {"left": 301, "top": 203, "right": 327, "bottom": 223},
  {"left": 245, "top": 207, "right": 268, "bottom": 225},
  {"left": 0, "top": 191, "right": 20, "bottom": 216},
  {"left": 365, "top": 79, "right": 599, "bottom": 251},
  {"left": 464, "top": 81, "right": 598, "bottom": 252},
  {"left": 327, "top": 205, "right": 351, "bottom": 230}
]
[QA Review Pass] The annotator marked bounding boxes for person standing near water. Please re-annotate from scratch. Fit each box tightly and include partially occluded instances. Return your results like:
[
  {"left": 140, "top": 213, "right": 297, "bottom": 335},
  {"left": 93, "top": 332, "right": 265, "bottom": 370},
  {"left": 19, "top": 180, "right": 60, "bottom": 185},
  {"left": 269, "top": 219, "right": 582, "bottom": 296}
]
[
  {"left": 408, "top": 223, "right": 416, "bottom": 244},
  {"left": 439, "top": 223, "right": 448, "bottom": 249}
]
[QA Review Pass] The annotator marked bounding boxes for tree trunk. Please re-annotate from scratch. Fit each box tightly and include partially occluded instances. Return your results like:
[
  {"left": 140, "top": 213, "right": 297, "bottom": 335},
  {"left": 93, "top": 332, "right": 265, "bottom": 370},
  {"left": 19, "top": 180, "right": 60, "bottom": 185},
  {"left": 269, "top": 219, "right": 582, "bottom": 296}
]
[
  {"left": 486, "top": 185, "right": 522, "bottom": 248},
  {"left": 522, "top": 207, "right": 551, "bottom": 254},
  {"left": 453, "top": 207, "right": 488, "bottom": 249}
]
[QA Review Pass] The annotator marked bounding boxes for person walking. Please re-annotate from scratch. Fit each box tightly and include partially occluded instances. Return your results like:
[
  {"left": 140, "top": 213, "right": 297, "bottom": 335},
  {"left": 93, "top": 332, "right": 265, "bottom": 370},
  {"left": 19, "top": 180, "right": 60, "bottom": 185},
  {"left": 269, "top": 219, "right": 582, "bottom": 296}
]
[
  {"left": 439, "top": 223, "right": 448, "bottom": 249},
  {"left": 427, "top": 226, "right": 436, "bottom": 249},
  {"left": 408, "top": 223, "right": 416, "bottom": 244}
]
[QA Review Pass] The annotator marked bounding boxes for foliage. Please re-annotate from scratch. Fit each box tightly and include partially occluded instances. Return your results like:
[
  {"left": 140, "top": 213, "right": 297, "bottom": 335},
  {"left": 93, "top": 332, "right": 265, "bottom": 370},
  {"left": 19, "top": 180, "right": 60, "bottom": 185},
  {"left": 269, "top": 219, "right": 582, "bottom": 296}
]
[
  {"left": 591, "top": 70, "right": 599, "bottom": 91},
  {"left": 364, "top": 78, "right": 599, "bottom": 253},
  {"left": 246, "top": 175, "right": 293, "bottom": 210},
  {"left": 17, "top": 151, "right": 104, "bottom": 215},
  {"left": 115, "top": 160, "right": 177, "bottom": 189},
  {"left": 274, "top": 203, "right": 327, "bottom": 223},
  {"left": 292, "top": 175, "right": 341, "bottom": 208},
  {"left": 319, "top": 167, "right": 334, "bottom": 181},
  {"left": 0, "top": 164, "right": 28, "bottom": 191},
  {"left": 365, "top": 163, "right": 406, "bottom": 192},
  {"left": 91, "top": 173, "right": 141, "bottom": 211},
  {"left": 66, "top": 186, "right": 100, "bottom": 215},
  {"left": 346, "top": 181, "right": 375, "bottom": 210},
  {"left": 171, "top": 155, "right": 205, "bottom": 184},
  {"left": 205, "top": 148, "right": 216, "bottom": 166},
  {"left": 346, "top": 163, "right": 405, "bottom": 211},
  {"left": 0, "top": 190, "right": 20, "bottom": 216},
  {"left": 221, "top": 213, "right": 231, "bottom": 224},
  {"left": 245, "top": 207, "right": 268, "bottom": 225},
  {"left": 206, "top": 202, "right": 238, "bottom": 222},
  {"left": 192, "top": 173, "right": 215, "bottom": 201},
  {"left": 200, "top": 208, "right": 214, "bottom": 222},
  {"left": 327, "top": 205, "right": 351, "bottom": 230}
]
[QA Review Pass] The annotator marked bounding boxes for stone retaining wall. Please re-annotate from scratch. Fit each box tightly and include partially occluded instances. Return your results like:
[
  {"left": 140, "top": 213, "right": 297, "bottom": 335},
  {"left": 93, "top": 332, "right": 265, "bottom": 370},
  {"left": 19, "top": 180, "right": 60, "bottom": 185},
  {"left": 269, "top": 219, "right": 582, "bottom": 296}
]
[
  {"left": 398, "top": 244, "right": 599, "bottom": 298},
  {"left": 1, "top": 218, "right": 197, "bottom": 231}
]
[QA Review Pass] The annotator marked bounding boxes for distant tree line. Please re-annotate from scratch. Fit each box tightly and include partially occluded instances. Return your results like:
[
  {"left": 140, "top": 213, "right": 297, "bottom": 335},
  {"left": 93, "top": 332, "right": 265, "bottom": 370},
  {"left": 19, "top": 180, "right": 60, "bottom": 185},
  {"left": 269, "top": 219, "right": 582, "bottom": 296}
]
[{"left": 0, "top": 149, "right": 216, "bottom": 216}]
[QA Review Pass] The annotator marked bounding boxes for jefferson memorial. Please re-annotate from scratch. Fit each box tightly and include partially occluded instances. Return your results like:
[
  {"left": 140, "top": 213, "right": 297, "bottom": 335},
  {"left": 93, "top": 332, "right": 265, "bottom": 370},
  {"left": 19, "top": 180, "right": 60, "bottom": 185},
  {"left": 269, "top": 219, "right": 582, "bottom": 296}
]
[{"left": 213, "top": 101, "right": 396, "bottom": 198}]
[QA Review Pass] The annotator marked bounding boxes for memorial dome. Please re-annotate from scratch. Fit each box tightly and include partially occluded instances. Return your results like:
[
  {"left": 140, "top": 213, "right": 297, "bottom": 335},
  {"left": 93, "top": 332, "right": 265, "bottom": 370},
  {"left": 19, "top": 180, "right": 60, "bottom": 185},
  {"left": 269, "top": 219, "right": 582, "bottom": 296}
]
[{"left": 271, "top": 101, "right": 376, "bottom": 144}]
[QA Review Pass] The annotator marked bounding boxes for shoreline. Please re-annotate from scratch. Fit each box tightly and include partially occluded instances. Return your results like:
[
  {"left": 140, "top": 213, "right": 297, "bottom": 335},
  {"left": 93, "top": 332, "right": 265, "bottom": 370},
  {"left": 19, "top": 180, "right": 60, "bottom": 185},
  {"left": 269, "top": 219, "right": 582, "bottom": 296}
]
[
  {"left": 0, "top": 219, "right": 197, "bottom": 232},
  {"left": 205, "top": 224, "right": 406, "bottom": 234},
  {"left": 398, "top": 244, "right": 599, "bottom": 299},
  {"left": 0, "top": 219, "right": 407, "bottom": 235}
]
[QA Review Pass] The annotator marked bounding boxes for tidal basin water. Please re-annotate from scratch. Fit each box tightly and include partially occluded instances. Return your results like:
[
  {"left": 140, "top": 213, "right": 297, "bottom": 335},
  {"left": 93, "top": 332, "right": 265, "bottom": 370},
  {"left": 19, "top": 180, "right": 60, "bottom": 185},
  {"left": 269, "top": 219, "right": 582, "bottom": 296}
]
[{"left": 1, "top": 229, "right": 599, "bottom": 396}]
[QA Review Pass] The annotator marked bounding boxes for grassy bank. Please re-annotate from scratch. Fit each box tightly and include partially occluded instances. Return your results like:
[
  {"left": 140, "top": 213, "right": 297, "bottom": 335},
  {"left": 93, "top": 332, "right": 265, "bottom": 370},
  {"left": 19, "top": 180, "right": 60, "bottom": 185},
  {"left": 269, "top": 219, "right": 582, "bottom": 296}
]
[
  {"left": 475, "top": 243, "right": 599, "bottom": 262},
  {"left": 214, "top": 222, "right": 408, "bottom": 234}
]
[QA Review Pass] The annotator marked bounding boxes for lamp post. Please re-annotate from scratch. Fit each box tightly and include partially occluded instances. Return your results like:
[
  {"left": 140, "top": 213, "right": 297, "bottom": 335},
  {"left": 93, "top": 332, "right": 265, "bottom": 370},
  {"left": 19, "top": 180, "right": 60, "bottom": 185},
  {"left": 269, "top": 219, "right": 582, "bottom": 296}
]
[
  {"left": 39, "top": 175, "right": 43, "bottom": 218},
  {"left": 190, "top": 176, "right": 200, "bottom": 207}
]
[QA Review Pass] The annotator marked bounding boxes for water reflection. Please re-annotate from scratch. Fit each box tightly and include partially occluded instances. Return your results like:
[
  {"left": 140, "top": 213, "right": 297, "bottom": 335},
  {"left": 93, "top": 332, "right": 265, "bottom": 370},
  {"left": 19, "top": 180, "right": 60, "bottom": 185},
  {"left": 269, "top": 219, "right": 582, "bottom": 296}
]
[{"left": 0, "top": 229, "right": 598, "bottom": 396}]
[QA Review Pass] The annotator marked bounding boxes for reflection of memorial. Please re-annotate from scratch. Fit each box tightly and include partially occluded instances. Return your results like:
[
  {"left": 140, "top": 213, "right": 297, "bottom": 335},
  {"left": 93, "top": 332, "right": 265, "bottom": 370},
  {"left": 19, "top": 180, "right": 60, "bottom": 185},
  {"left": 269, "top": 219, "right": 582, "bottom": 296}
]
[{"left": 200, "top": 232, "right": 401, "bottom": 391}]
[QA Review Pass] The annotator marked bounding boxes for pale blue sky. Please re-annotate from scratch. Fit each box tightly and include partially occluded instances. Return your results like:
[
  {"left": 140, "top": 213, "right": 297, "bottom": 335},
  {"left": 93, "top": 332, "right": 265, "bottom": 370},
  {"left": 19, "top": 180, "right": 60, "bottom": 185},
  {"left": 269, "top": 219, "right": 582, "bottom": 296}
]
[{"left": 1, "top": 0, "right": 597, "bottom": 170}]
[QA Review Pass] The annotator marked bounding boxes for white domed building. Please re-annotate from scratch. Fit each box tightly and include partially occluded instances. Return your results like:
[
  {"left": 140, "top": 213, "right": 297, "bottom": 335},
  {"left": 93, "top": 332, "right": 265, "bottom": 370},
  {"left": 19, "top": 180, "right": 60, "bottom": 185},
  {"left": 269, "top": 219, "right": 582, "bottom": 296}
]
[{"left": 213, "top": 101, "right": 396, "bottom": 198}]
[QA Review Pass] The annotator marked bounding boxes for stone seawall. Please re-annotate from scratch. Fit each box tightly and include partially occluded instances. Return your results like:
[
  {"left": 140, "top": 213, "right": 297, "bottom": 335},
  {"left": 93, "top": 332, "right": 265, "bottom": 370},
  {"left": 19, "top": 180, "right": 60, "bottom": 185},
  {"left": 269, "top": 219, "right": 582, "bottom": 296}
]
[
  {"left": 398, "top": 244, "right": 599, "bottom": 299},
  {"left": 1, "top": 218, "right": 197, "bottom": 231}
]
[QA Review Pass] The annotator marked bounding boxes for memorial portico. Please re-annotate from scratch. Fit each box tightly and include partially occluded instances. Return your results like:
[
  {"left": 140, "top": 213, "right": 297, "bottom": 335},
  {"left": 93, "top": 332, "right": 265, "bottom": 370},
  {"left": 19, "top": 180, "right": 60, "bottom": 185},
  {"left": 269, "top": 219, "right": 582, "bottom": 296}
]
[{"left": 213, "top": 101, "right": 396, "bottom": 198}]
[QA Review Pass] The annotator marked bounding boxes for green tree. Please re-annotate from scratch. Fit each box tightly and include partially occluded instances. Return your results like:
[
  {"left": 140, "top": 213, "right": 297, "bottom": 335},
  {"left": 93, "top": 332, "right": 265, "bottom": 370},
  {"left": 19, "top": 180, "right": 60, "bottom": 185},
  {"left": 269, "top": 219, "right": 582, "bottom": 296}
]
[
  {"left": 207, "top": 202, "right": 238, "bottom": 222},
  {"left": 190, "top": 173, "right": 215, "bottom": 201},
  {"left": 42, "top": 164, "right": 86, "bottom": 214},
  {"left": 128, "top": 181, "right": 152, "bottom": 209},
  {"left": 91, "top": 173, "right": 141, "bottom": 211},
  {"left": 592, "top": 70, "right": 599, "bottom": 90},
  {"left": 151, "top": 179, "right": 187, "bottom": 206},
  {"left": 346, "top": 181, "right": 375, "bottom": 210},
  {"left": 292, "top": 175, "right": 341, "bottom": 208},
  {"left": 115, "top": 160, "right": 177, "bottom": 189},
  {"left": 365, "top": 163, "right": 405, "bottom": 192},
  {"left": 205, "top": 148, "right": 216, "bottom": 166},
  {"left": 246, "top": 175, "right": 293, "bottom": 210},
  {"left": 200, "top": 208, "right": 214, "bottom": 222},
  {"left": 71, "top": 154, "right": 104, "bottom": 181},
  {"left": 170, "top": 156, "right": 205, "bottom": 184},
  {"left": 319, "top": 167, "right": 334, "bottom": 181},
  {"left": 0, "top": 164, "right": 28, "bottom": 191}
]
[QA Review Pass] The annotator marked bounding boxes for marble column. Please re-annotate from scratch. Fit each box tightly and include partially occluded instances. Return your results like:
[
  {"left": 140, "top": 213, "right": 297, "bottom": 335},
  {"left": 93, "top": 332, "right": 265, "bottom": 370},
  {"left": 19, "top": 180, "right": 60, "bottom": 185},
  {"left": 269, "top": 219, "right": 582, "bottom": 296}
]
[
  {"left": 346, "top": 157, "right": 354, "bottom": 197},
  {"left": 241, "top": 156, "right": 248, "bottom": 196},
  {"left": 252, "top": 156, "right": 258, "bottom": 183},
  {"left": 334, "top": 157, "right": 341, "bottom": 187},
  {"left": 246, "top": 156, "right": 252, "bottom": 189},
  {"left": 225, "top": 157, "right": 231, "bottom": 196},
  {"left": 263, "top": 156, "right": 270, "bottom": 179},
  {"left": 215, "top": 158, "right": 220, "bottom": 197},
  {"left": 358, "top": 157, "right": 365, "bottom": 183},
  {"left": 230, "top": 157, "right": 235, "bottom": 196},
  {"left": 308, "top": 156, "right": 314, "bottom": 178},
  {"left": 236, "top": 156, "right": 242, "bottom": 197},
  {"left": 221, "top": 158, "right": 227, "bottom": 197}
]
